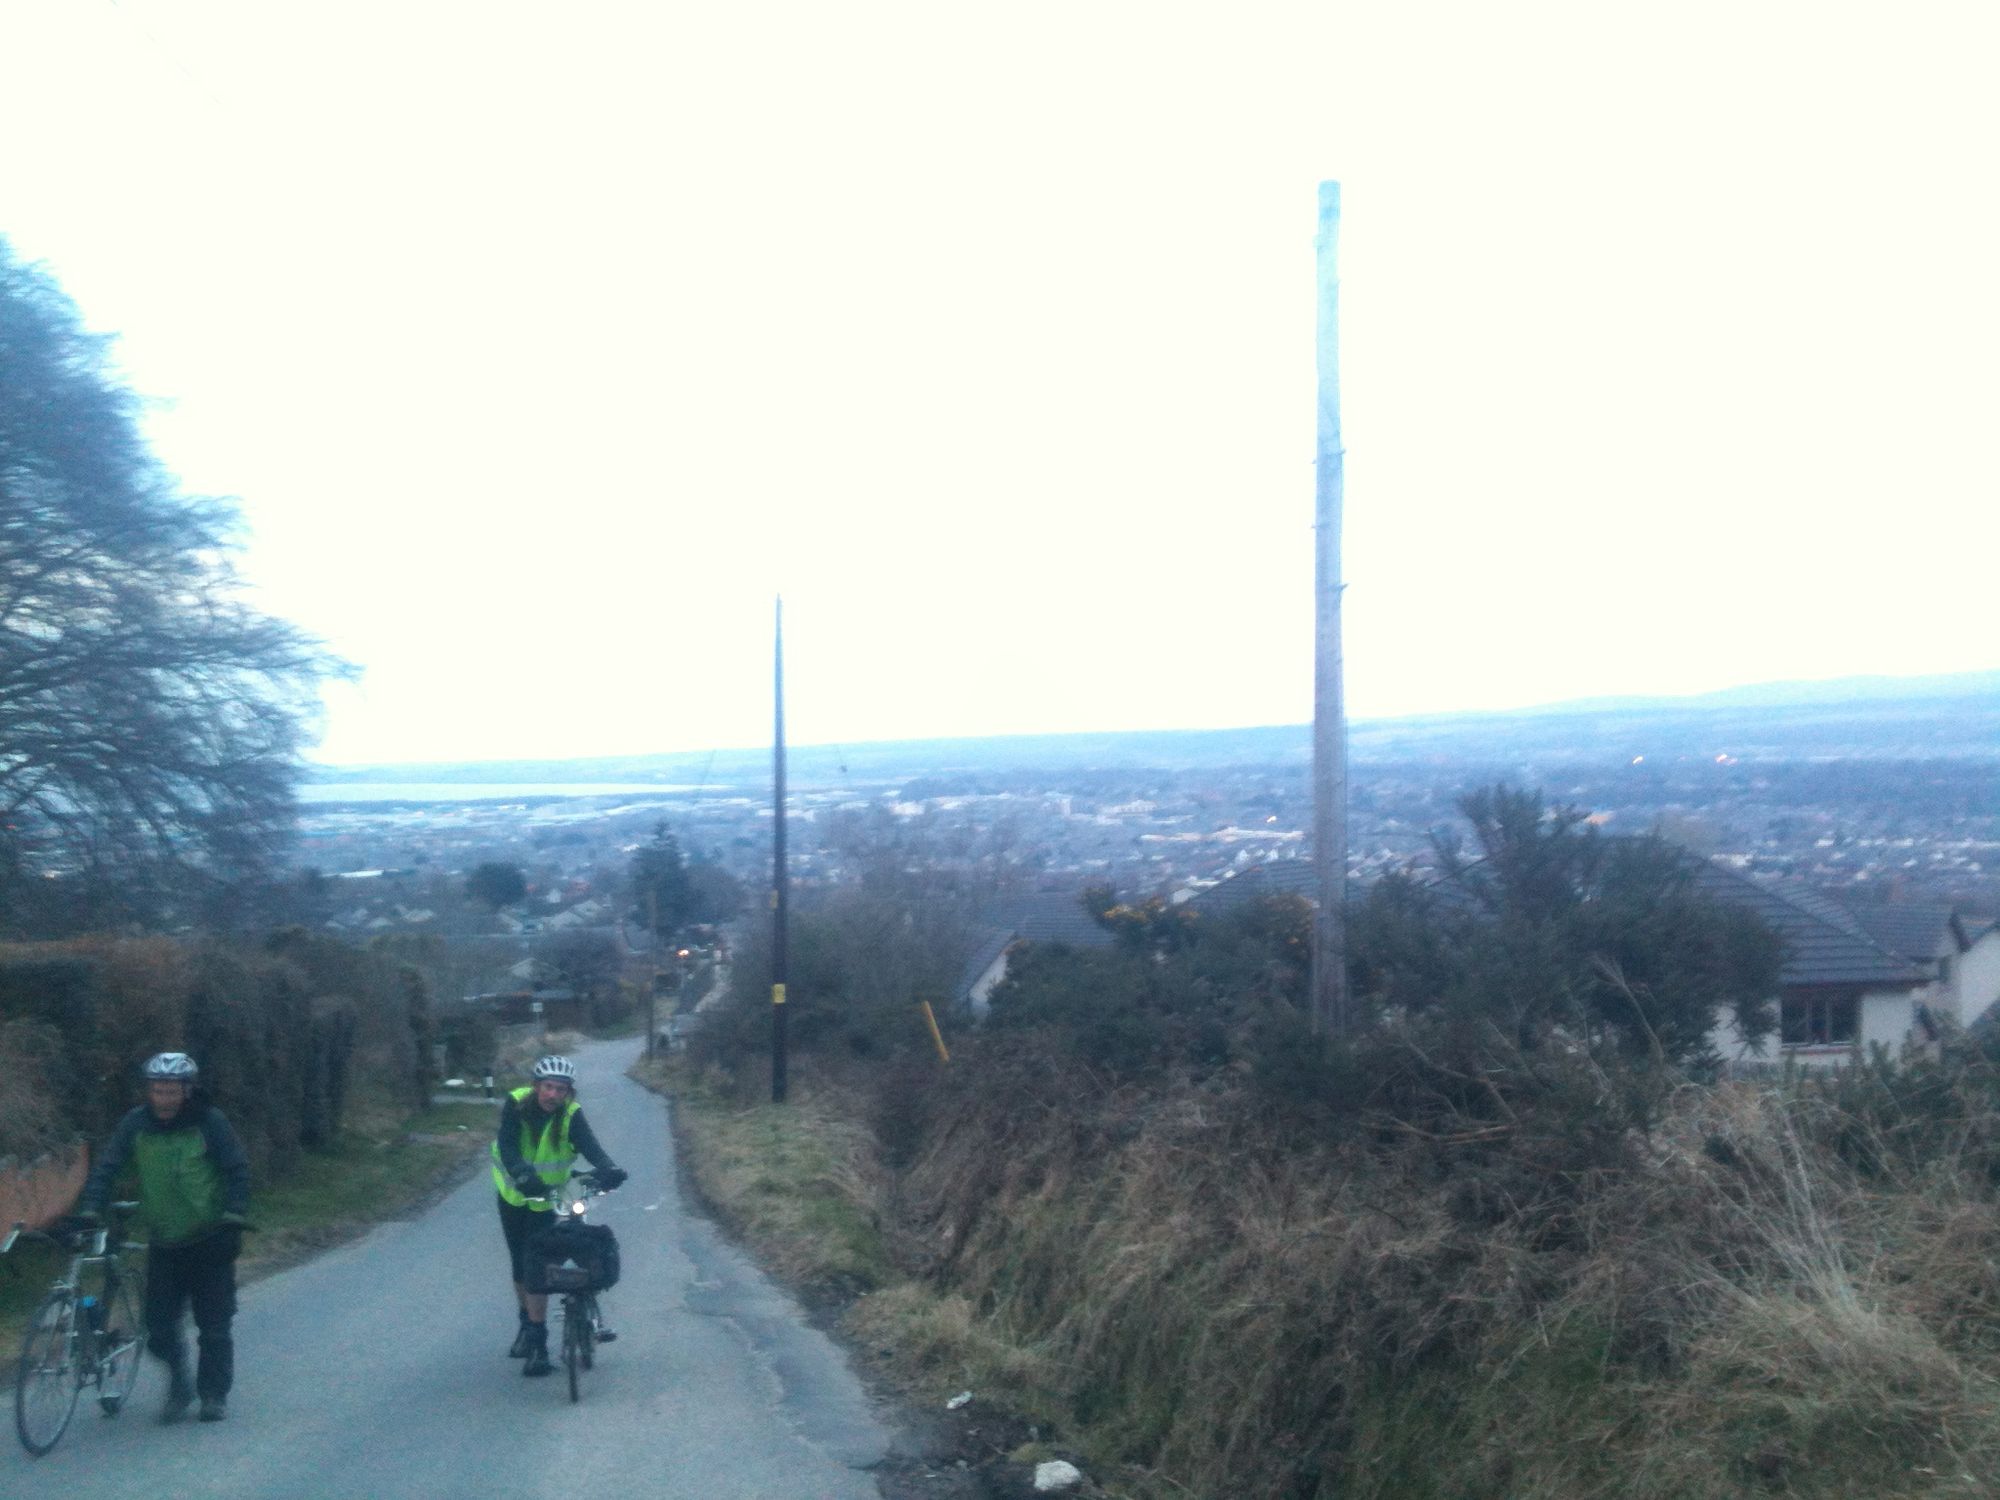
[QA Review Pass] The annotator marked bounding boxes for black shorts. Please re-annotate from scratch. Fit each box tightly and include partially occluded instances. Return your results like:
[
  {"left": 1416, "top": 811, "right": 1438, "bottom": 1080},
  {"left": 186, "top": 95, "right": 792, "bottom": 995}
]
[{"left": 496, "top": 1195, "right": 554, "bottom": 1283}]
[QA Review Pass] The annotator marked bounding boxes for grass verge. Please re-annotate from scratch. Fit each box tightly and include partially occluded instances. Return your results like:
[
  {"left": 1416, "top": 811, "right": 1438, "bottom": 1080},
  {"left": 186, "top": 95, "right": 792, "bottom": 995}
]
[
  {"left": 648, "top": 1034, "right": 2000, "bottom": 1500},
  {"left": 634, "top": 1052, "right": 1089, "bottom": 1490},
  {"left": 633, "top": 1056, "right": 891, "bottom": 1296}
]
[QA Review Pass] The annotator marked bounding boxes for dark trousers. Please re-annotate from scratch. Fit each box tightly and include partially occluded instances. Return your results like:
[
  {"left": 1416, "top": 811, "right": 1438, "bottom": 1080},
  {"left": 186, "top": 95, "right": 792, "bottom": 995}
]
[
  {"left": 145, "top": 1231, "right": 239, "bottom": 1399},
  {"left": 497, "top": 1194, "right": 548, "bottom": 1286}
]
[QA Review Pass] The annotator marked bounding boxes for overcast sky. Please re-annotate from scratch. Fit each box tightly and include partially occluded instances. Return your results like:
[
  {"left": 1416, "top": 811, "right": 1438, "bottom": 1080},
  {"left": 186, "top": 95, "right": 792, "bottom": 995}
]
[{"left": 3, "top": 2, "right": 1994, "bottom": 766}]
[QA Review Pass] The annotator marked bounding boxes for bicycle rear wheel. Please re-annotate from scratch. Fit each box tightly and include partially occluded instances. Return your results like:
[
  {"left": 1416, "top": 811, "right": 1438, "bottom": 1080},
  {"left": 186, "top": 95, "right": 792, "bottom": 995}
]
[
  {"left": 15, "top": 1291, "right": 82, "bottom": 1456},
  {"left": 96, "top": 1276, "right": 143, "bottom": 1415},
  {"left": 580, "top": 1297, "right": 596, "bottom": 1370},
  {"left": 563, "top": 1301, "right": 582, "bottom": 1403}
]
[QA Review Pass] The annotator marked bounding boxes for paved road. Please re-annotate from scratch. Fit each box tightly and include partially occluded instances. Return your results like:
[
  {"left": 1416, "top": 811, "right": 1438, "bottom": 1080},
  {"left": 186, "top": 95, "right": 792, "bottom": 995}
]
[{"left": 4, "top": 1037, "right": 893, "bottom": 1498}]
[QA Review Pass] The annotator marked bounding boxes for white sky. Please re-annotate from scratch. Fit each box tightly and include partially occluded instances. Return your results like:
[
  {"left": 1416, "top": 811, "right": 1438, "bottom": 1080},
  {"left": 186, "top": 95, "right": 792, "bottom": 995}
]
[{"left": 2, "top": 2, "right": 1995, "bottom": 766}]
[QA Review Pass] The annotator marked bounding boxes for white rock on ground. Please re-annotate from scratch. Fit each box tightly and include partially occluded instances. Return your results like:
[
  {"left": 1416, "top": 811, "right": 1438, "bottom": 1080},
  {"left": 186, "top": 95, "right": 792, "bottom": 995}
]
[{"left": 1033, "top": 1460, "right": 1085, "bottom": 1492}]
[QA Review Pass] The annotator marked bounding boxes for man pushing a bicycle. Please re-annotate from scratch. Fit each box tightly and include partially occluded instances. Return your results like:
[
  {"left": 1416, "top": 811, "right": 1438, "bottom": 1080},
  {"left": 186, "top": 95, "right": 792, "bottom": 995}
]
[
  {"left": 491, "top": 1054, "right": 627, "bottom": 1377},
  {"left": 75, "top": 1052, "right": 251, "bottom": 1424}
]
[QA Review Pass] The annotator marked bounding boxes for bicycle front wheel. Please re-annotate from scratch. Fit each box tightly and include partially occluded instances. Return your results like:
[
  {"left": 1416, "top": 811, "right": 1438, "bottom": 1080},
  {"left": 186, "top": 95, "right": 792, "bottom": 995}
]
[
  {"left": 15, "top": 1291, "right": 82, "bottom": 1456},
  {"left": 96, "top": 1275, "right": 144, "bottom": 1415}
]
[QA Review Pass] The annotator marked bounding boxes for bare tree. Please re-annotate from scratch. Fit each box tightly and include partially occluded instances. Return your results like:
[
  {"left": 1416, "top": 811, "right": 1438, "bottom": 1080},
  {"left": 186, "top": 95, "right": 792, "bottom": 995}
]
[{"left": 0, "top": 241, "right": 344, "bottom": 922}]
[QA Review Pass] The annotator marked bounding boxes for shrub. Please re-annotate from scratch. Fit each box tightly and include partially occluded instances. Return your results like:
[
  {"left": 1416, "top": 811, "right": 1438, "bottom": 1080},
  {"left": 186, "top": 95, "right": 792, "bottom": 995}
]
[
  {"left": 0, "top": 931, "right": 432, "bottom": 1180},
  {"left": 867, "top": 1046, "right": 2000, "bottom": 1499}
]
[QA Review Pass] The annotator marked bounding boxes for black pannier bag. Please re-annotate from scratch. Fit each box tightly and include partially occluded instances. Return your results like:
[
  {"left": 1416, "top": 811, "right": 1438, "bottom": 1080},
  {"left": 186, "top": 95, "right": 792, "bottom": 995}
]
[{"left": 525, "top": 1219, "right": 620, "bottom": 1294}]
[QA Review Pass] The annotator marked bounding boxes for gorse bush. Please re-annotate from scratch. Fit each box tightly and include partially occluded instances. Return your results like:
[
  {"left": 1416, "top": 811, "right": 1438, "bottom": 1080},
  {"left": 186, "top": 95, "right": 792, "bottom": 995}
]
[
  {"left": 1355, "top": 786, "right": 1781, "bottom": 1071},
  {"left": 984, "top": 895, "right": 1310, "bottom": 1085},
  {"left": 1796, "top": 1030, "right": 2000, "bottom": 1186}
]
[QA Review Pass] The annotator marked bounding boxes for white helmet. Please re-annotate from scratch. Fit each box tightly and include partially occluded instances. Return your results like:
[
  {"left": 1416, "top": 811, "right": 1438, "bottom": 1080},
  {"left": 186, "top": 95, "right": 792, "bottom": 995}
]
[
  {"left": 143, "top": 1052, "right": 199, "bottom": 1083},
  {"left": 531, "top": 1055, "right": 577, "bottom": 1084}
]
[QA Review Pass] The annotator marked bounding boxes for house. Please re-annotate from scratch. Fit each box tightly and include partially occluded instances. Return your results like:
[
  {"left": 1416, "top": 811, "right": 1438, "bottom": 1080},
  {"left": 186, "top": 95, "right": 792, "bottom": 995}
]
[
  {"left": 465, "top": 988, "right": 587, "bottom": 1031},
  {"left": 953, "top": 892, "right": 1117, "bottom": 1017},
  {"left": 1692, "top": 865, "right": 1955, "bottom": 1068},
  {"left": 1836, "top": 899, "right": 2000, "bottom": 1031},
  {"left": 1180, "top": 859, "right": 1320, "bottom": 917}
]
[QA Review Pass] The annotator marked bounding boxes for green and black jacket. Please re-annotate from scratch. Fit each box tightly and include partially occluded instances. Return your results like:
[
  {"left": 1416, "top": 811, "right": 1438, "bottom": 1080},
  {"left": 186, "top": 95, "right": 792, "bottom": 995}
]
[{"left": 78, "top": 1102, "right": 251, "bottom": 1249}]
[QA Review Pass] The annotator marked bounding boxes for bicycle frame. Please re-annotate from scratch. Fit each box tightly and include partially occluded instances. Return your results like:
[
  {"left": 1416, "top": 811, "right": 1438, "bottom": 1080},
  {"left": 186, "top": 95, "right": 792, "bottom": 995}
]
[
  {"left": 4, "top": 1203, "right": 140, "bottom": 1322},
  {"left": 6, "top": 1203, "right": 146, "bottom": 1455},
  {"left": 523, "top": 1172, "right": 615, "bottom": 1402}
]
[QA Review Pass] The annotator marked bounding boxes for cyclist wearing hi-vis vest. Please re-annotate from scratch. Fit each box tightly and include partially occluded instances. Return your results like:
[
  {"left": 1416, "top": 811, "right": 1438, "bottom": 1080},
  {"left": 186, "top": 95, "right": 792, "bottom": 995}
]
[{"left": 491, "top": 1055, "right": 627, "bottom": 1377}]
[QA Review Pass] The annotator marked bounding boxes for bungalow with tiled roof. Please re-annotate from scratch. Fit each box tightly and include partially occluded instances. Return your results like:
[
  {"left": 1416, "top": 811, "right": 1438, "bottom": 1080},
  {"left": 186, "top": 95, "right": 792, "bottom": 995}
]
[
  {"left": 1692, "top": 866, "right": 1962, "bottom": 1067},
  {"left": 1180, "top": 860, "right": 1321, "bottom": 916},
  {"left": 952, "top": 892, "right": 1117, "bottom": 1017}
]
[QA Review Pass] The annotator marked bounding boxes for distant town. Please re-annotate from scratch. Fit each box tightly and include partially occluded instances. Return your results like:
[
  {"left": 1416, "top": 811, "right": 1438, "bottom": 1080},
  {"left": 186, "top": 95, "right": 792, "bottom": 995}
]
[{"left": 283, "top": 674, "right": 1999, "bottom": 1001}]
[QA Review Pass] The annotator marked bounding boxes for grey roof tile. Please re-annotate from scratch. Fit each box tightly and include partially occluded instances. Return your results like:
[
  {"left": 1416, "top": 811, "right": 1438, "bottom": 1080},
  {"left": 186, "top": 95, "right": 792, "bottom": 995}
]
[
  {"left": 1007, "top": 893, "right": 1118, "bottom": 948},
  {"left": 1826, "top": 899, "right": 1959, "bottom": 962},
  {"left": 1688, "top": 864, "right": 1927, "bottom": 988},
  {"left": 1186, "top": 861, "right": 1321, "bottom": 915}
]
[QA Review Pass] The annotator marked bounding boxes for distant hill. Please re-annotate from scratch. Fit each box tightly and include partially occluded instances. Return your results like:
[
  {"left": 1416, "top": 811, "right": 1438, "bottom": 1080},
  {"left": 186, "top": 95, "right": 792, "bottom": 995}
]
[
  {"left": 306, "top": 669, "right": 2000, "bottom": 789},
  {"left": 1525, "top": 669, "right": 2000, "bottom": 714}
]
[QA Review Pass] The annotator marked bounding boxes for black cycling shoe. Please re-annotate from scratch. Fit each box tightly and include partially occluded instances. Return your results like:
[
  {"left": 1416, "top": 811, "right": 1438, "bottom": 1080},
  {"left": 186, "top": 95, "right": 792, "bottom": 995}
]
[
  {"left": 508, "top": 1324, "right": 534, "bottom": 1359},
  {"left": 595, "top": 1324, "right": 617, "bottom": 1343},
  {"left": 521, "top": 1327, "right": 553, "bottom": 1377},
  {"left": 198, "top": 1396, "right": 227, "bottom": 1423}
]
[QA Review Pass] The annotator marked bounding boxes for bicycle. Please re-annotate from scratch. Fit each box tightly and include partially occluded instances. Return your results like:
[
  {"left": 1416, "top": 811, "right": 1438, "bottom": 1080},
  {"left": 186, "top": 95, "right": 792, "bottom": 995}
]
[
  {"left": 526, "top": 1171, "right": 620, "bottom": 1404},
  {"left": 2, "top": 1202, "right": 146, "bottom": 1456}
]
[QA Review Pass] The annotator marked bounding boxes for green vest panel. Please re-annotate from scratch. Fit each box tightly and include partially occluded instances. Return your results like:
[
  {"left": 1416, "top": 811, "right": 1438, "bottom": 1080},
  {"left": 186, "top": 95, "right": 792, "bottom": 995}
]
[{"left": 490, "top": 1087, "right": 579, "bottom": 1209}]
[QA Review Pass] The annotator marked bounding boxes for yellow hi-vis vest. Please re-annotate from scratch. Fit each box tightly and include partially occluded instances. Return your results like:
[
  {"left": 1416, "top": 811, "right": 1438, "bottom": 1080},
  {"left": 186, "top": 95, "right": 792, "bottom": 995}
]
[{"left": 490, "top": 1087, "right": 579, "bottom": 1210}]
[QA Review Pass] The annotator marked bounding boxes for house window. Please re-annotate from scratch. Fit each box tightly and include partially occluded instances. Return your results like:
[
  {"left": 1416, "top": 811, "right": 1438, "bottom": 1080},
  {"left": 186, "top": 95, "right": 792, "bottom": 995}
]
[{"left": 1781, "top": 992, "right": 1858, "bottom": 1047}]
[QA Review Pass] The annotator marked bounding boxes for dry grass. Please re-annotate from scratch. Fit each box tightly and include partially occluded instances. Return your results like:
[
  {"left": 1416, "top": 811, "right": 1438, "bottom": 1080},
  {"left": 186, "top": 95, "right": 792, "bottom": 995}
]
[
  {"left": 657, "top": 1029, "right": 2000, "bottom": 1499},
  {"left": 863, "top": 1047, "right": 2000, "bottom": 1499},
  {"left": 657, "top": 1060, "right": 893, "bottom": 1294}
]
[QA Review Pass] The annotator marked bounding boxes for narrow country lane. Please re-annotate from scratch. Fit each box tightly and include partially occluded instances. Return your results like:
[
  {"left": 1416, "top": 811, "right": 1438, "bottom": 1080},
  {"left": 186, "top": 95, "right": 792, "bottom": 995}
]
[{"left": 4, "top": 1037, "right": 893, "bottom": 1499}]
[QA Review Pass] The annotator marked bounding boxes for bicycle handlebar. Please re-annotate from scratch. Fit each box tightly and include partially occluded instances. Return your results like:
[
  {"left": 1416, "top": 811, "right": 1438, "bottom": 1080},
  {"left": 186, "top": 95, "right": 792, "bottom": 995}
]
[
  {"left": 3, "top": 1201, "right": 144, "bottom": 1259},
  {"left": 523, "top": 1169, "right": 619, "bottom": 1212}
]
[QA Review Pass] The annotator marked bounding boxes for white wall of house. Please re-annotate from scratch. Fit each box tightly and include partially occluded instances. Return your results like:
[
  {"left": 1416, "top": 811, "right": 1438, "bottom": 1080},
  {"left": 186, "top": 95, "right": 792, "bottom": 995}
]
[
  {"left": 965, "top": 953, "right": 1008, "bottom": 1018},
  {"left": 1861, "top": 988, "right": 1922, "bottom": 1053},
  {"left": 1946, "top": 930, "right": 2000, "bottom": 1028},
  {"left": 1713, "top": 984, "right": 1924, "bottom": 1070}
]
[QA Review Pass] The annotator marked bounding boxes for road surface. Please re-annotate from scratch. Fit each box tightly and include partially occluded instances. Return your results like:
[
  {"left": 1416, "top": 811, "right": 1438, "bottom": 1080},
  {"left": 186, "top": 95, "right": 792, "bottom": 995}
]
[{"left": 4, "top": 1037, "right": 893, "bottom": 1498}]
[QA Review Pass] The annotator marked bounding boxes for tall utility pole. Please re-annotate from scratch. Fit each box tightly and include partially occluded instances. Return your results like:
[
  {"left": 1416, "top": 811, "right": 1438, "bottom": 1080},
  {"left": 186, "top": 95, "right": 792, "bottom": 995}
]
[
  {"left": 646, "top": 887, "right": 659, "bottom": 1060},
  {"left": 1311, "top": 180, "right": 1349, "bottom": 1037},
  {"left": 771, "top": 595, "right": 790, "bottom": 1103}
]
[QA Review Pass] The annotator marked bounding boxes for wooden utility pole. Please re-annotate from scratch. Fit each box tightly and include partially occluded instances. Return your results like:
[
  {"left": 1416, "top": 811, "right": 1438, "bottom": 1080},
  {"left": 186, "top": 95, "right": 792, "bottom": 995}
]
[
  {"left": 1310, "top": 180, "right": 1349, "bottom": 1037},
  {"left": 646, "top": 887, "right": 659, "bottom": 1060},
  {"left": 771, "top": 595, "right": 790, "bottom": 1103}
]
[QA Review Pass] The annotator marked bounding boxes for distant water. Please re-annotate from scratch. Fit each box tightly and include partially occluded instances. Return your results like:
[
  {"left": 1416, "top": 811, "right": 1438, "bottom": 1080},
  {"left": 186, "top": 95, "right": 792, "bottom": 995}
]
[{"left": 300, "top": 782, "right": 703, "bottom": 805}]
